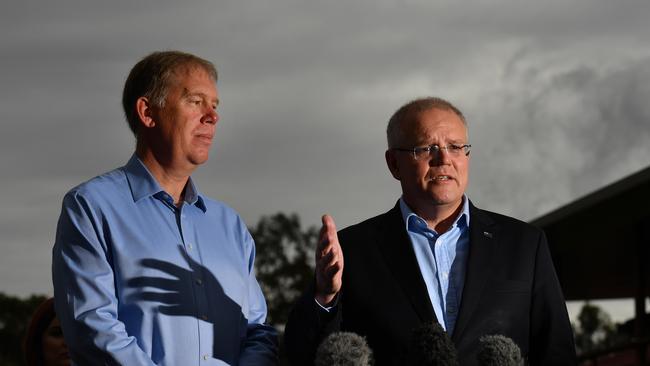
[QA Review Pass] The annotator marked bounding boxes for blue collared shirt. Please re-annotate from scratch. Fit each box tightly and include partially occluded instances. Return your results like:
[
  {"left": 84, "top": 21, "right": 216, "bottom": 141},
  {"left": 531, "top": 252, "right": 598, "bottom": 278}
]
[
  {"left": 52, "top": 155, "right": 278, "bottom": 365},
  {"left": 400, "top": 197, "right": 470, "bottom": 335}
]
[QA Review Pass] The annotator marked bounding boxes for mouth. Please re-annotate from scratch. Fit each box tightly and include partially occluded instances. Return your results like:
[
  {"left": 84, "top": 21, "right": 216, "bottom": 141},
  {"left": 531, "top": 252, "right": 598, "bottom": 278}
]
[
  {"left": 195, "top": 133, "right": 214, "bottom": 144},
  {"left": 429, "top": 174, "right": 453, "bottom": 182}
]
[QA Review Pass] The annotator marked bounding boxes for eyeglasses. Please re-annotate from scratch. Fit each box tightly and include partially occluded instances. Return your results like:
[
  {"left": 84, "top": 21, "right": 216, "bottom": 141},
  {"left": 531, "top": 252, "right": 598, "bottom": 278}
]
[{"left": 393, "top": 144, "right": 471, "bottom": 160}]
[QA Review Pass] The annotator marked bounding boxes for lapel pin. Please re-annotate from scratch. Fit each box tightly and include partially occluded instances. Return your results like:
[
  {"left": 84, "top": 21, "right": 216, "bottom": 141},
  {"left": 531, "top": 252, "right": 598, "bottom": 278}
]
[{"left": 483, "top": 231, "right": 493, "bottom": 238}]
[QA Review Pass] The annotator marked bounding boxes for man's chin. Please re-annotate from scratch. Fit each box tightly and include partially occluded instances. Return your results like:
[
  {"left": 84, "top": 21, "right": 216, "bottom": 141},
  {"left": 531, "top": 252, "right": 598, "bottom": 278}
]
[
  {"left": 190, "top": 151, "right": 211, "bottom": 165},
  {"left": 425, "top": 192, "right": 461, "bottom": 207}
]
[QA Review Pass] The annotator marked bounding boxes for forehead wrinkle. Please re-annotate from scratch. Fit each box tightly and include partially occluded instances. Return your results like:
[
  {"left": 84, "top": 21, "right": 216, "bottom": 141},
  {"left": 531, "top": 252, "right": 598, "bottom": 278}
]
[
  {"left": 172, "top": 65, "right": 217, "bottom": 95},
  {"left": 405, "top": 126, "right": 468, "bottom": 149}
]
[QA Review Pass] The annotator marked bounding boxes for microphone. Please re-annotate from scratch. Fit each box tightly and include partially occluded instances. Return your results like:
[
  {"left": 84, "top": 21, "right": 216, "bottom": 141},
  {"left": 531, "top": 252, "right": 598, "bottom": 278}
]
[
  {"left": 406, "top": 321, "right": 458, "bottom": 366},
  {"left": 314, "top": 331, "right": 373, "bottom": 366},
  {"left": 477, "top": 335, "right": 524, "bottom": 366}
]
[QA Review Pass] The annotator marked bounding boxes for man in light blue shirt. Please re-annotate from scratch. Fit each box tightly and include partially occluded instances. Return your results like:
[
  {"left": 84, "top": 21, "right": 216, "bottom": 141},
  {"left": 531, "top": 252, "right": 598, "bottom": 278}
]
[{"left": 52, "top": 51, "right": 278, "bottom": 365}]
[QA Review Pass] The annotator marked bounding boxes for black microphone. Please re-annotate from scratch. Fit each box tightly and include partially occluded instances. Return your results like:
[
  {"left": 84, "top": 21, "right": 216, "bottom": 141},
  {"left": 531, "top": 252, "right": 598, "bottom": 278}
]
[
  {"left": 406, "top": 321, "right": 459, "bottom": 366},
  {"left": 314, "top": 331, "right": 373, "bottom": 366},
  {"left": 477, "top": 334, "right": 524, "bottom": 366}
]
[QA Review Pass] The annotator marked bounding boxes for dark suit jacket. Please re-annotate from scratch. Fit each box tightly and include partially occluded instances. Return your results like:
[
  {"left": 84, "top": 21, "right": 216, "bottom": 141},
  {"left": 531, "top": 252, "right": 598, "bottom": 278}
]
[{"left": 285, "top": 201, "right": 576, "bottom": 365}]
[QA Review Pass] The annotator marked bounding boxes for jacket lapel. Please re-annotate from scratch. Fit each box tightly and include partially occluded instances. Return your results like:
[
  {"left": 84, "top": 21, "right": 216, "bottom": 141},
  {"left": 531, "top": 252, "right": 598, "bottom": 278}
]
[
  {"left": 452, "top": 202, "right": 497, "bottom": 342},
  {"left": 376, "top": 202, "right": 437, "bottom": 323}
]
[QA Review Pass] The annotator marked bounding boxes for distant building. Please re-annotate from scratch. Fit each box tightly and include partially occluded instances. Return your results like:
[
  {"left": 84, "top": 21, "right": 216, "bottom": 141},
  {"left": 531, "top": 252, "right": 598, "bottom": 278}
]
[{"left": 531, "top": 166, "right": 650, "bottom": 366}]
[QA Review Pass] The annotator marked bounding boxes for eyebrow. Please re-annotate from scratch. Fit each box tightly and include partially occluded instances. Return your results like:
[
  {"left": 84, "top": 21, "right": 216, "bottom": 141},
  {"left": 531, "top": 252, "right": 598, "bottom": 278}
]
[
  {"left": 182, "top": 89, "right": 220, "bottom": 105},
  {"left": 414, "top": 139, "right": 466, "bottom": 146}
]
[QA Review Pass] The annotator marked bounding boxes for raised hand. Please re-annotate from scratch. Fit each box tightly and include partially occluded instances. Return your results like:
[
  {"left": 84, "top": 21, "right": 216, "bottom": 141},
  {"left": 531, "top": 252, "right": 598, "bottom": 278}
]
[{"left": 315, "top": 214, "right": 344, "bottom": 306}]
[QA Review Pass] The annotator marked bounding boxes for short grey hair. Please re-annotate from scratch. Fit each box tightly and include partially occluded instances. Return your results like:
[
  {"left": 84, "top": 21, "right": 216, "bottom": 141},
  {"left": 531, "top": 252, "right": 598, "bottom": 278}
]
[
  {"left": 386, "top": 97, "right": 467, "bottom": 148},
  {"left": 122, "top": 50, "right": 218, "bottom": 136}
]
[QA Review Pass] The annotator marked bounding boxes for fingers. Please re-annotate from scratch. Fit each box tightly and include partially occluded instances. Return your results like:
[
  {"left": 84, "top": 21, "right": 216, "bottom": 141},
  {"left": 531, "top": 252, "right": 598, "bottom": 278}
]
[
  {"left": 128, "top": 276, "right": 181, "bottom": 290},
  {"left": 315, "top": 257, "right": 343, "bottom": 299},
  {"left": 317, "top": 214, "right": 339, "bottom": 258},
  {"left": 315, "top": 214, "right": 344, "bottom": 301},
  {"left": 316, "top": 244, "right": 342, "bottom": 274},
  {"left": 322, "top": 257, "right": 343, "bottom": 279},
  {"left": 318, "top": 214, "right": 341, "bottom": 263},
  {"left": 321, "top": 214, "right": 337, "bottom": 233}
]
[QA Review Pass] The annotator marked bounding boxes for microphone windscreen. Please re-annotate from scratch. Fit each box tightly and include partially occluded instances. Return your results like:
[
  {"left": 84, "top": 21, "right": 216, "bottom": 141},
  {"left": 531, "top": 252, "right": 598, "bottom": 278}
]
[
  {"left": 314, "top": 331, "right": 373, "bottom": 366},
  {"left": 406, "top": 321, "right": 458, "bottom": 366},
  {"left": 477, "top": 334, "right": 523, "bottom": 366}
]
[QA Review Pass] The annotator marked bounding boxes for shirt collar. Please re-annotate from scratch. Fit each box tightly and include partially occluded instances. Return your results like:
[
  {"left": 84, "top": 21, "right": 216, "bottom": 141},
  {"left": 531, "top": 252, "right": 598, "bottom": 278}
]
[
  {"left": 124, "top": 154, "right": 207, "bottom": 212},
  {"left": 399, "top": 195, "right": 470, "bottom": 234}
]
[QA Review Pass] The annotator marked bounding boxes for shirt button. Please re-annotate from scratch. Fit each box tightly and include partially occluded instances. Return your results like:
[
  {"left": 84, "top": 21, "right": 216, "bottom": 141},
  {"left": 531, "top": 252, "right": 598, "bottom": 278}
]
[
  {"left": 187, "top": 243, "right": 193, "bottom": 250},
  {"left": 203, "top": 354, "right": 209, "bottom": 360},
  {"left": 195, "top": 279, "right": 203, "bottom": 286}
]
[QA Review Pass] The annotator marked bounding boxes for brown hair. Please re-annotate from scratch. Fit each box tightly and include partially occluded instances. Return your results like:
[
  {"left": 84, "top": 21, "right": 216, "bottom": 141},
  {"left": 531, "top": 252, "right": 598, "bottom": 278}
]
[{"left": 23, "top": 298, "right": 57, "bottom": 366}]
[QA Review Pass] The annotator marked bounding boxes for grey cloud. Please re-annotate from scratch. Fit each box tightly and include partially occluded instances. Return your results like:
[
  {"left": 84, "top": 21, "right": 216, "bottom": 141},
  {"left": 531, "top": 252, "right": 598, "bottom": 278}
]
[{"left": 467, "top": 55, "right": 650, "bottom": 220}]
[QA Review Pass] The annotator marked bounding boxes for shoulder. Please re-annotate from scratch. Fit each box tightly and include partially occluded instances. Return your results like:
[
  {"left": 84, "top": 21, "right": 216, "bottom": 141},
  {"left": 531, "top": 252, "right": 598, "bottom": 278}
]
[
  {"left": 63, "top": 166, "right": 129, "bottom": 206},
  {"left": 477, "top": 207, "right": 540, "bottom": 231},
  {"left": 337, "top": 205, "right": 403, "bottom": 253},
  {"left": 339, "top": 208, "right": 397, "bottom": 238},
  {"left": 471, "top": 204, "right": 546, "bottom": 246},
  {"left": 200, "top": 196, "right": 252, "bottom": 237},
  {"left": 200, "top": 196, "right": 242, "bottom": 221}
]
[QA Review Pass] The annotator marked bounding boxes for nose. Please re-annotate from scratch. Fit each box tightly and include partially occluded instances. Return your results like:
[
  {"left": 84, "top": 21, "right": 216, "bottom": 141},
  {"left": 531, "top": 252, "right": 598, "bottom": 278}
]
[
  {"left": 429, "top": 147, "right": 451, "bottom": 166},
  {"left": 202, "top": 106, "right": 219, "bottom": 125}
]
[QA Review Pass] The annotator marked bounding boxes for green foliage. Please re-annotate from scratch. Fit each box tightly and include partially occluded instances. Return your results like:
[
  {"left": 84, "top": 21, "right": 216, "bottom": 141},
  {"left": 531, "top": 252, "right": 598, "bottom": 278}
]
[
  {"left": 0, "top": 292, "right": 48, "bottom": 366},
  {"left": 250, "top": 212, "right": 317, "bottom": 328},
  {"left": 572, "top": 302, "right": 625, "bottom": 355}
]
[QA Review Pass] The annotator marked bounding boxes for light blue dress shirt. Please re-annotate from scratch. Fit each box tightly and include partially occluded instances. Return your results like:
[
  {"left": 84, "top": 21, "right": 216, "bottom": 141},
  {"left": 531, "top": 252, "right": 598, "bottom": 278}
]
[
  {"left": 399, "top": 196, "right": 470, "bottom": 335},
  {"left": 52, "top": 155, "right": 278, "bottom": 365}
]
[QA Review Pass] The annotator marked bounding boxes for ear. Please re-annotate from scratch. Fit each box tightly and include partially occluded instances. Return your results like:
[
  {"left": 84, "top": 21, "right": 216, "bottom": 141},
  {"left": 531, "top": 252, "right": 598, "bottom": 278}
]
[
  {"left": 385, "top": 150, "right": 401, "bottom": 181},
  {"left": 135, "top": 97, "right": 156, "bottom": 129}
]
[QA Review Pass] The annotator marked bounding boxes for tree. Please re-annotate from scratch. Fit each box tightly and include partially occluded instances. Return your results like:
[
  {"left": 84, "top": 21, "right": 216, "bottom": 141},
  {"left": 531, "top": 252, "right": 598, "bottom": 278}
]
[
  {"left": 250, "top": 212, "right": 317, "bottom": 328},
  {"left": 0, "top": 292, "right": 48, "bottom": 366},
  {"left": 572, "top": 302, "right": 622, "bottom": 355}
]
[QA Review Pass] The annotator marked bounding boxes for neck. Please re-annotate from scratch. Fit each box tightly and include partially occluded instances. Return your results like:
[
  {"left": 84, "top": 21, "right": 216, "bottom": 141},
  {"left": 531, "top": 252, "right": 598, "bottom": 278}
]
[
  {"left": 405, "top": 197, "right": 464, "bottom": 234},
  {"left": 136, "top": 144, "right": 193, "bottom": 206}
]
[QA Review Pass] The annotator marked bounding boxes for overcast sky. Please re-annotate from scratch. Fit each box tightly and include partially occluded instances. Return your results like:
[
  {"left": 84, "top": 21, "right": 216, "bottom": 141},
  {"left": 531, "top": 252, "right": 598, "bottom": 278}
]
[{"left": 1, "top": 0, "right": 649, "bottom": 321}]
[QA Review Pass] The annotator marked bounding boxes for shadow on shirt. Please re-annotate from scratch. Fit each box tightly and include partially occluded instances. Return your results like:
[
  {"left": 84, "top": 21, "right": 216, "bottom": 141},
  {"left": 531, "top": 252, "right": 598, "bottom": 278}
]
[{"left": 127, "top": 246, "right": 247, "bottom": 364}]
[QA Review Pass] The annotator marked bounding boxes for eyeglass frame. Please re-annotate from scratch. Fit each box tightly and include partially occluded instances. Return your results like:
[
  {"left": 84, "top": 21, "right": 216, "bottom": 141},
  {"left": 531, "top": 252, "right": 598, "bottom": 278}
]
[{"left": 392, "top": 143, "right": 471, "bottom": 160}]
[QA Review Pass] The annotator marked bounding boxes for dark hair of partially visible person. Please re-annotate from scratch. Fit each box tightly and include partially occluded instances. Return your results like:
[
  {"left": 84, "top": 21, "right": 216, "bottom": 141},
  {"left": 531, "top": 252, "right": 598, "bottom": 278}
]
[
  {"left": 23, "top": 297, "right": 68, "bottom": 366},
  {"left": 122, "top": 50, "right": 219, "bottom": 137},
  {"left": 23, "top": 298, "right": 71, "bottom": 366}
]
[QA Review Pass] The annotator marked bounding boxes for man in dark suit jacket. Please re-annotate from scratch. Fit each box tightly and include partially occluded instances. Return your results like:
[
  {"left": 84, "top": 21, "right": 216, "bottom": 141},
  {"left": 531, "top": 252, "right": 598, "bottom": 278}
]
[{"left": 285, "top": 97, "right": 576, "bottom": 365}]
